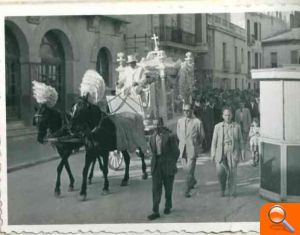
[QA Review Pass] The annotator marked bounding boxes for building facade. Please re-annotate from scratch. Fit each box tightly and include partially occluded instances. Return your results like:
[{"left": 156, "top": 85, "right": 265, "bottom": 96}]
[
  {"left": 120, "top": 14, "right": 208, "bottom": 117},
  {"left": 205, "top": 14, "right": 248, "bottom": 90},
  {"left": 5, "top": 16, "right": 127, "bottom": 125},
  {"left": 231, "top": 12, "right": 289, "bottom": 89},
  {"left": 262, "top": 27, "right": 300, "bottom": 68}
]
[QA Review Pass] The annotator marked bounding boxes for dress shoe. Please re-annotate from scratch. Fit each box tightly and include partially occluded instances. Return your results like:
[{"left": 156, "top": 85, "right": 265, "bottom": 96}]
[
  {"left": 147, "top": 213, "right": 160, "bottom": 220},
  {"left": 164, "top": 208, "right": 171, "bottom": 214}
]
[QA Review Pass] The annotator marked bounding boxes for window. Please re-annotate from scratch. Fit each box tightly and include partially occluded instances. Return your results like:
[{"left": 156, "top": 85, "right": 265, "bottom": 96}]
[
  {"left": 259, "top": 23, "right": 262, "bottom": 40},
  {"left": 195, "top": 14, "right": 202, "bottom": 43},
  {"left": 241, "top": 48, "right": 244, "bottom": 64},
  {"left": 96, "top": 48, "right": 111, "bottom": 86},
  {"left": 255, "top": 52, "right": 259, "bottom": 68},
  {"left": 222, "top": 42, "right": 226, "bottom": 69},
  {"left": 234, "top": 46, "right": 238, "bottom": 71},
  {"left": 271, "top": 52, "right": 278, "bottom": 68},
  {"left": 291, "top": 50, "right": 298, "bottom": 64},
  {"left": 176, "top": 14, "right": 182, "bottom": 29},
  {"left": 247, "top": 19, "right": 250, "bottom": 44},
  {"left": 235, "top": 78, "right": 238, "bottom": 89},
  {"left": 248, "top": 51, "right": 251, "bottom": 71},
  {"left": 259, "top": 53, "right": 262, "bottom": 68},
  {"left": 254, "top": 22, "right": 258, "bottom": 40}
]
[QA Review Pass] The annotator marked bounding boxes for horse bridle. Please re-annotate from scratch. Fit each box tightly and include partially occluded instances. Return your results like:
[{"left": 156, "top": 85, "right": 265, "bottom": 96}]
[{"left": 33, "top": 113, "right": 43, "bottom": 126}]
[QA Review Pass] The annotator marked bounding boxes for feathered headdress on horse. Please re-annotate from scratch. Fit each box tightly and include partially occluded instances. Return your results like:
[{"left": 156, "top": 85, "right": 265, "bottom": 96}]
[
  {"left": 32, "top": 81, "right": 58, "bottom": 108},
  {"left": 80, "top": 69, "right": 106, "bottom": 105}
]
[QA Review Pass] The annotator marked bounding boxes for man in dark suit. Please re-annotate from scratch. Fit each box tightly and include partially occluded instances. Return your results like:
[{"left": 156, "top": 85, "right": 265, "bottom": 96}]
[
  {"left": 147, "top": 118, "right": 180, "bottom": 220},
  {"left": 248, "top": 97, "right": 260, "bottom": 120}
]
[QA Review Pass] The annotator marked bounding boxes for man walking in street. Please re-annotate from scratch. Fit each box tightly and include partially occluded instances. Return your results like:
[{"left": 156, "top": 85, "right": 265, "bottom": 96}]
[
  {"left": 147, "top": 118, "right": 180, "bottom": 220},
  {"left": 235, "top": 100, "right": 251, "bottom": 141},
  {"left": 211, "top": 107, "right": 245, "bottom": 197},
  {"left": 177, "top": 103, "right": 205, "bottom": 198}
]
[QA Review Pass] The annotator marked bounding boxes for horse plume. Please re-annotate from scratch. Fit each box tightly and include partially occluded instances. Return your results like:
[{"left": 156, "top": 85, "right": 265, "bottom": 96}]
[
  {"left": 32, "top": 81, "right": 58, "bottom": 108},
  {"left": 80, "top": 70, "right": 106, "bottom": 105}
]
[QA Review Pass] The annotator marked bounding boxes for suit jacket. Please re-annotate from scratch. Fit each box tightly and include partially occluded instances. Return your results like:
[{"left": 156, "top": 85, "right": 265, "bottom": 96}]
[
  {"left": 248, "top": 102, "right": 260, "bottom": 119},
  {"left": 177, "top": 116, "right": 205, "bottom": 159},
  {"left": 211, "top": 122, "right": 244, "bottom": 163},
  {"left": 235, "top": 108, "right": 251, "bottom": 132},
  {"left": 149, "top": 128, "right": 180, "bottom": 175}
]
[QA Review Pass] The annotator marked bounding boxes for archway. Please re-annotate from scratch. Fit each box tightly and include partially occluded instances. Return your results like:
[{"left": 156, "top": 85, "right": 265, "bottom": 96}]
[
  {"left": 5, "top": 26, "right": 21, "bottom": 121},
  {"left": 38, "top": 30, "right": 67, "bottom": 110},
  {"left": 96, "top": 47, "right": 112, "bottom": 86}
]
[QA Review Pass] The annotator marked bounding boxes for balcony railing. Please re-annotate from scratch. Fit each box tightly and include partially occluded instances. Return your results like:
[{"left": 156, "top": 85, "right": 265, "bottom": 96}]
[{"left": 154, "top": 26, "right": 196, "bottom": 46}]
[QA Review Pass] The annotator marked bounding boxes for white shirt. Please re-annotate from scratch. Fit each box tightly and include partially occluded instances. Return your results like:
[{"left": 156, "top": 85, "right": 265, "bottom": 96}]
[{"left": 156, "top": 133, "right": 162, "bottom": 155}]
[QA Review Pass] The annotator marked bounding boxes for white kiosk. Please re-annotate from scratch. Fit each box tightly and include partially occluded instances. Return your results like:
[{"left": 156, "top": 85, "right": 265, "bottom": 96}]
[{"left": 252, "top": 66, "right": 300, "bottom": 202}]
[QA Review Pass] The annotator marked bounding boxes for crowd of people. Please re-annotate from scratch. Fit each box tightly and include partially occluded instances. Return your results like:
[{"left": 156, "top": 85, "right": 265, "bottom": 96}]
[
  {"left": 192, "top": 88, "right": 260, "bottom": 151},
  {"left": 147, "top": 88, "right": 261, "bottom": 220}
]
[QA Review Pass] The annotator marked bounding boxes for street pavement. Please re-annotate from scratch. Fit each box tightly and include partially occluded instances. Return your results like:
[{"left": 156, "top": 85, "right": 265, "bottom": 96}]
[
  {"left": 7, "top": 147, "right": 267, "bottom": 225},
  {"left": 7, "top": 135, "right": 60, "bottom": 171}
]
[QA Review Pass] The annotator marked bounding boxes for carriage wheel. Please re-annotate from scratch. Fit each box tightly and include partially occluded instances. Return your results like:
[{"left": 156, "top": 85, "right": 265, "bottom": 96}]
[{"left": 108, "top": 150, "right": 123, "bottom": 171}]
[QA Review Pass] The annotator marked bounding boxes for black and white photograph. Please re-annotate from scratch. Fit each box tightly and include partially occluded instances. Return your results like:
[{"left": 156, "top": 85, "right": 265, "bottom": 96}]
[{"left": 1, "top": 1, "right": 300, "bottom": 233}]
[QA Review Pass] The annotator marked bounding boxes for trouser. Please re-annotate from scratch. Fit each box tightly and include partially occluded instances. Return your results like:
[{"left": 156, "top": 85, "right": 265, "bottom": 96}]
[
  {"left": 152, "top": 165, "right": 175, "bottom": 213},
  {"left": 181, "top": 155, "right": 197, "bottom": 193},
  {"left": 216, "top": 151, "right": 238, "bottom": 196}
]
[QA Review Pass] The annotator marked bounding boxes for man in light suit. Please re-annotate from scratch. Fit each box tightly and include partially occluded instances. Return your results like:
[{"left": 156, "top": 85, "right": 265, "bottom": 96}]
[
  {"left": 148, "top": 118, "right": 180, "bottom": 220},
  {"left": 211, "top": 107, "right": 245, "bottom": 197},
  {"left": 235, "top": 101, "right": 251, "bottom": 141},
  {"left": 177, "top": 104, "right": 205, "bottom": 198}
]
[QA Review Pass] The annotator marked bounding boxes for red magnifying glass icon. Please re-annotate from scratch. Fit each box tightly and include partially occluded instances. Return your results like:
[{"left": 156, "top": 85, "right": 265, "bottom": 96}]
[{"left": 268, "top": 205, "right": 295, "bottom": 233}]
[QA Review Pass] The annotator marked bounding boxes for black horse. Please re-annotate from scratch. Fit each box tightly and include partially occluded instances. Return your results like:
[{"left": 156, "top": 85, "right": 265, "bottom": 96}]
[
  {"left": 33, "top": 103, "right": 103, "bottom": 197},
  {"left": 70, "top": 95, "right": 148, "bottom": 199}
]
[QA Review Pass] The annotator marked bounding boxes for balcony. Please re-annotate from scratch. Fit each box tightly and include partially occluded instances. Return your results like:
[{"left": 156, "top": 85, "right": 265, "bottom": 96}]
[
  {"left": 154, "top": 26, "right": 197, "bottom": 48},
  {"left": 223, "top": 60, "right": 231, "bottom": 72}
]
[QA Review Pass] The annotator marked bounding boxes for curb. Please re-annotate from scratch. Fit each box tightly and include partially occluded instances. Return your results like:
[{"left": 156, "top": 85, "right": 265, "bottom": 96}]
[
  {"left": 7, "top": 149, "right": 86, "bottom": 173},
  {"left": 7, "top": 155, "right": 61, "bottom": 173}
]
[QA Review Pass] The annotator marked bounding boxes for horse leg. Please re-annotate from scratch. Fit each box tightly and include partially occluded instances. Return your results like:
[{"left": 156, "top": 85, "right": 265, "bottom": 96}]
[
  {"left": 63, "top": 157, "right": 75, "bottom": 191},
  {"left": 98, "top": 156, "right": 103, "bottom": 172},
  {"left": 55, "top": 159, "right": 64, "bottom": 197},
  {"left": 79, "top": 152, "right": 93, "bottom": 201},
  {"left": 137, "top": 147, "right": 148, "bottom": 180},
  {"left": 101, "top": 151, "right": 110, "bottom": 195},
  {"left": 121, "top": 151, "right": 130, "bottom": 186},
  {"left": 88, "top": 157, "right": 96, "bottom": 185}
]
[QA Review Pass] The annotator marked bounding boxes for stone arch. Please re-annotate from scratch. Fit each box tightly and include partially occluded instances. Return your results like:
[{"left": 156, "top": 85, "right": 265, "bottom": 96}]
[
  {"left": 31, "top": 20, "right": 79, "bottom": 110},
  {"left": 5, "top": 20, "right": 30, "bottom": 121},
  {"left": 5, "top": 20, "right": 29, "bottom": 63},
  {"left": 30, "top": 18, "right": 79, "bottom": 62}
]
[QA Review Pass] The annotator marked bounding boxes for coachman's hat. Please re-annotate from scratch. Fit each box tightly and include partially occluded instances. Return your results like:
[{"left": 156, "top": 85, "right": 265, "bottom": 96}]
[{"left": 127, "top": 54, "right": 138, "bottom": 63}]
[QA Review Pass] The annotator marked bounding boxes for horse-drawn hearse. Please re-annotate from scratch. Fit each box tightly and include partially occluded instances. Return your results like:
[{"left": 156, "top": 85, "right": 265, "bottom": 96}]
[{"left": 32, "top": 35, "right": 193, "bottom": 200}]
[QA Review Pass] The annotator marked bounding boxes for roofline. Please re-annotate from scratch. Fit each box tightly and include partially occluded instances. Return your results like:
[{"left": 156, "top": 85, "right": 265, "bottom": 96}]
[
  {"left": 262, "top": 39, "right": 300, "bottom": 45},
  {"left": 103, "top": 15, "right": 130, "bottom": 24}
]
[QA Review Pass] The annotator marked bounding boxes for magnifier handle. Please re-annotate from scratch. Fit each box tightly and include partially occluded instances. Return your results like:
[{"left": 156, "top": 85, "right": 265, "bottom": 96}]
[{"left": 283, "top": 219, "right": 295, "bottom": 233}]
